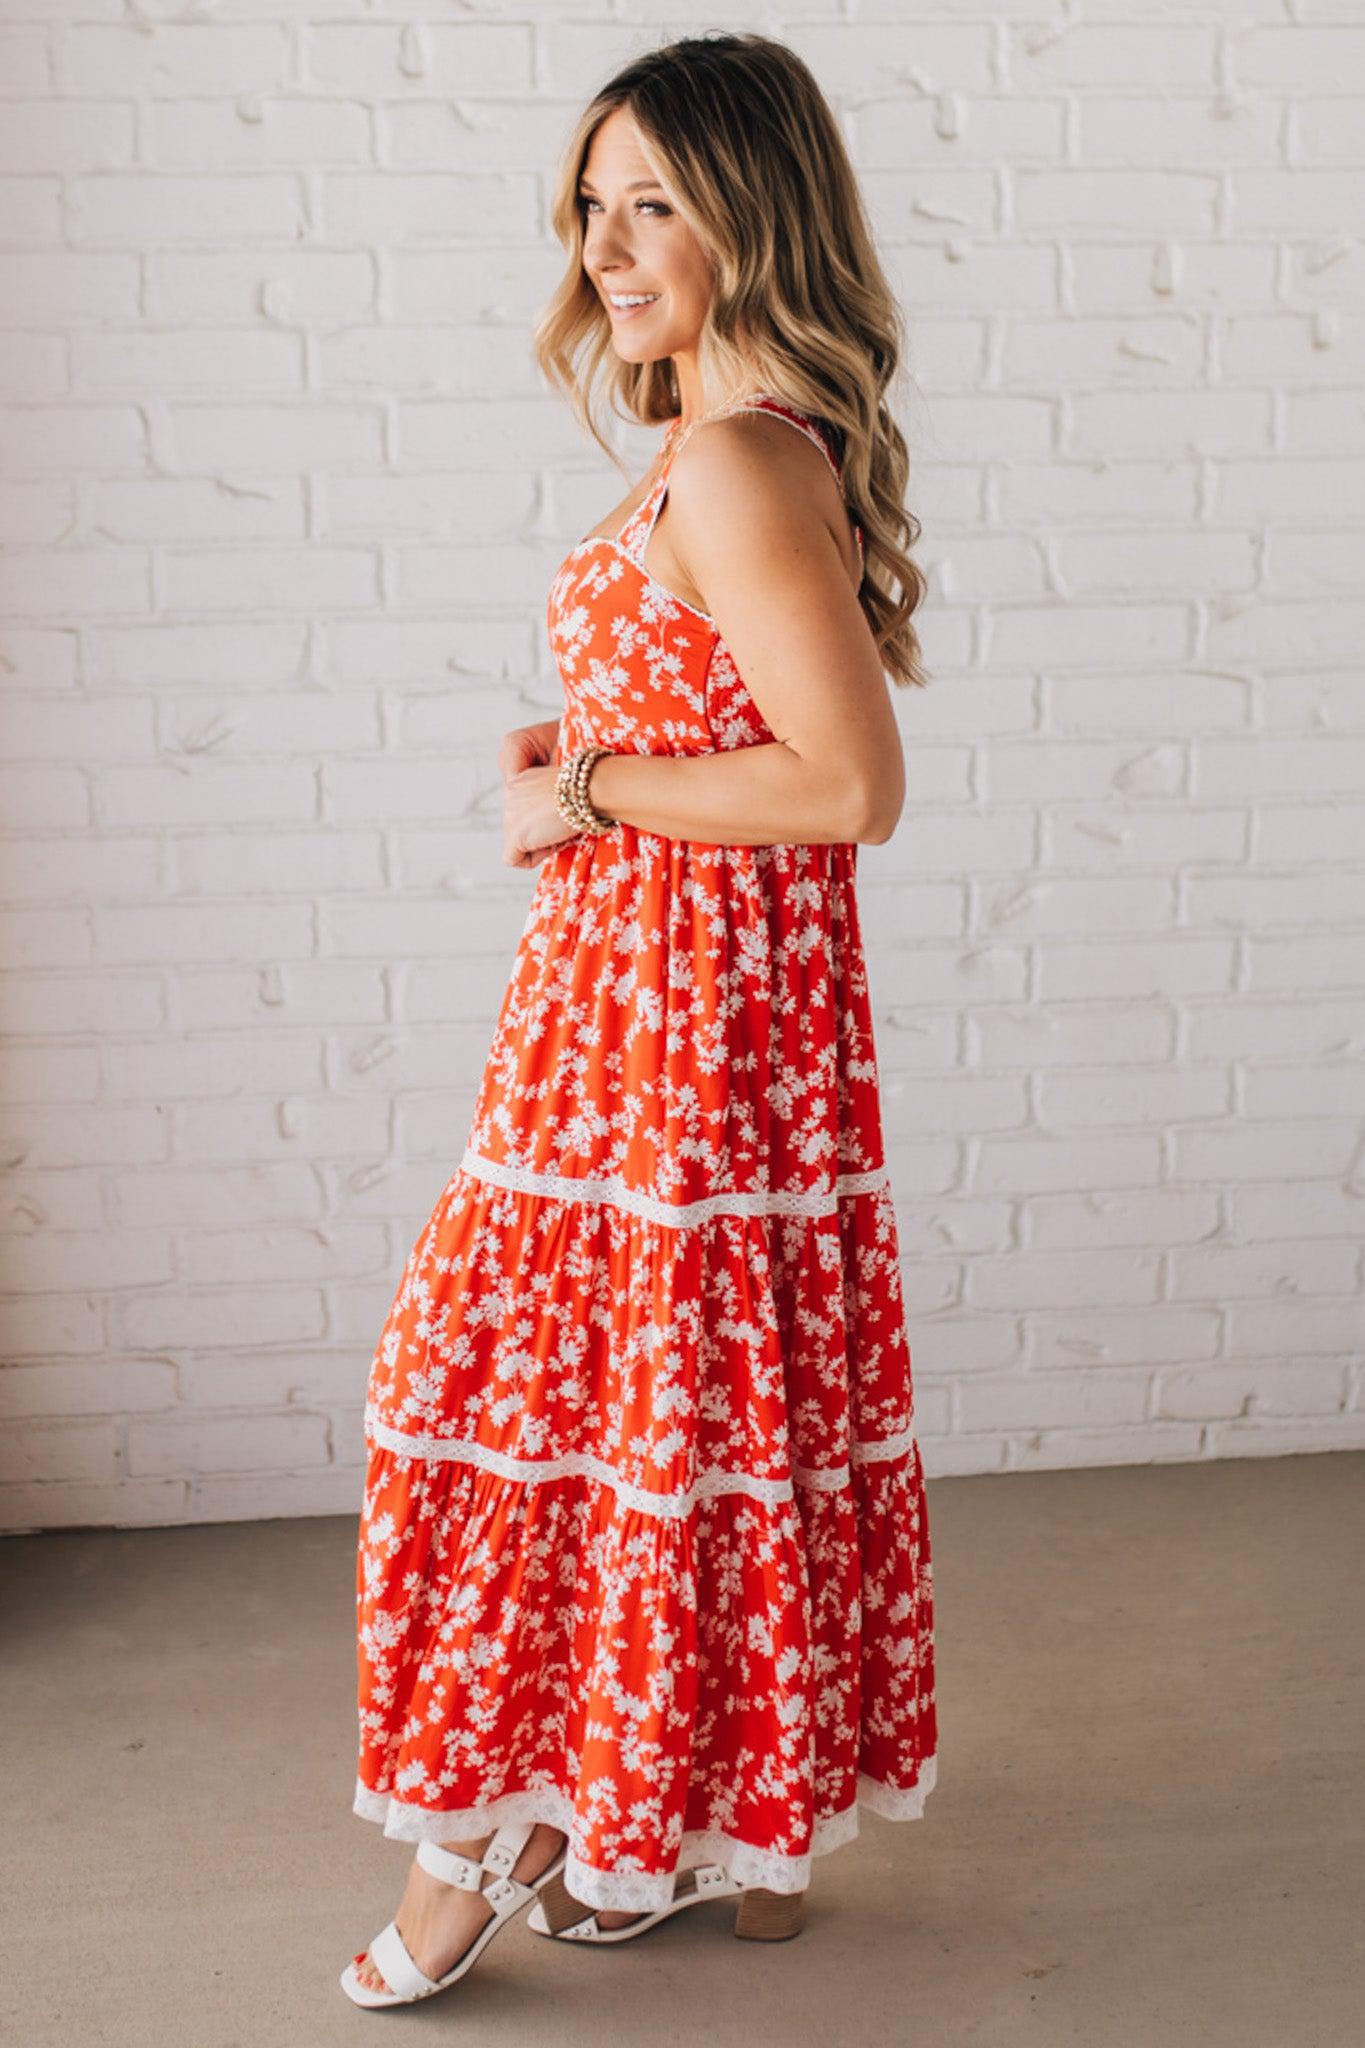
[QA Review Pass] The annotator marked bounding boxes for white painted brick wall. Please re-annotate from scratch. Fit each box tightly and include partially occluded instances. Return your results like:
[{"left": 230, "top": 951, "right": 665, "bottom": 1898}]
[{"left": 2, "top": 1, "right": 1363, "bottom": 1532}]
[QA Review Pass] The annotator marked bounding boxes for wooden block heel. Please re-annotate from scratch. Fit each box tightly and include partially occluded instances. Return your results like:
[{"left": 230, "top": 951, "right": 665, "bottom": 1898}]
[{"left": 733, "top": 1886, "right": 806, "bottom": 1941}]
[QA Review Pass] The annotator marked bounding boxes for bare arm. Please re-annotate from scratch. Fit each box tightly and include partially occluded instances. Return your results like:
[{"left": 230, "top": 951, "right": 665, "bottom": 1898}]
[
  {"left": 588, "top": 737, "right": 873, "bottom": 848},
  {"left": 583, "top": 414, "right": 905, "bottom": 848}
]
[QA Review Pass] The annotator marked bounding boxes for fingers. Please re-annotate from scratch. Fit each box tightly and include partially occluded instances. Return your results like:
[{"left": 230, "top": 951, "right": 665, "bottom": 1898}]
[{"left": 499, "top": 717, "right": 562, "bottom": 782}]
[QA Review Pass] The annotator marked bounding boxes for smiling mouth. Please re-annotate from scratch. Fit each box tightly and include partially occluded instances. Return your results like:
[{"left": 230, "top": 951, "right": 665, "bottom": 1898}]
[{"left": 606, "top": 293, "right": 661, "bottom": 317}]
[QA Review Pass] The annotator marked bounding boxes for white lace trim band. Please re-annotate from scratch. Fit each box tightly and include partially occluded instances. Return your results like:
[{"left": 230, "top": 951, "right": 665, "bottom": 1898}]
[
  {"left": 352, "top": 1755, "right": 937, "bottom": 1914},
  {"left": 364, "top": 1406, "right": 919, "bottom": 1518},
  {"left": 458, "top": 1146, "right": 890, "bottom": 1228}
]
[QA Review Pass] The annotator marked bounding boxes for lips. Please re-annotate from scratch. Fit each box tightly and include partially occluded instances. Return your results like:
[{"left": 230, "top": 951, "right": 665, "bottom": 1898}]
[{"left": 606, "top": 293, "right": 660, "bottom": 317}]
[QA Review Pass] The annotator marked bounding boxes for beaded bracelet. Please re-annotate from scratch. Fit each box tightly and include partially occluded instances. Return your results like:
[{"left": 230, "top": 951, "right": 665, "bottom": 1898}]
[{"left": 555, "top": 743, "right": 616, "bottom": 835}]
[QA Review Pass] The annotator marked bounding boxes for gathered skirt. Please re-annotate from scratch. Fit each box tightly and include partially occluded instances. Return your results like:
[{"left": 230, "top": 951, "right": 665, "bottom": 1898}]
[{"left": 352, "top": 831, "right": 938, "bottom": 1914}]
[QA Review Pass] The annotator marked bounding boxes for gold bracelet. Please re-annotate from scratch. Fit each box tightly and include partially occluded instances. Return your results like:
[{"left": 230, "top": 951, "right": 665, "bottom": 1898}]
[
  {"left": 576, "top": 746, "right": 615, "bottom": 831},
  {"left": 555, "top": 743, "right": 616, "bottom": 835}
]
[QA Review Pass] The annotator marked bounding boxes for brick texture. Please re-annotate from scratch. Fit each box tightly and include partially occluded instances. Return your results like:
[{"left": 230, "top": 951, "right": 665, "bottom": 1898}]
[{"left": 2, "top": 2, "right": 1363, "bottom": 1531}]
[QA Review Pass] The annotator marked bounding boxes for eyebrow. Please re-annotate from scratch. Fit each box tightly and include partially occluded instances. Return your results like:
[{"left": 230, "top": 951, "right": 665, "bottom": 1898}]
[{"left": 577, "top": 178, "right": 664, "bottom": 194}]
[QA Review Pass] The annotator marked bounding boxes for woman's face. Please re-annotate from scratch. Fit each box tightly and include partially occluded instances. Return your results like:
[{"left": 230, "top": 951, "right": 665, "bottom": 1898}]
[{"left": 578, "top": 106, "right": 713, "bottom": 366}]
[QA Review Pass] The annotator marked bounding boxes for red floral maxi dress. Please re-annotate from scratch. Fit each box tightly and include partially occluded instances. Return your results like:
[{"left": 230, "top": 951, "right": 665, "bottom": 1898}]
[{"left": 353, "top": 393, "right": 938, "bottom": 1914}]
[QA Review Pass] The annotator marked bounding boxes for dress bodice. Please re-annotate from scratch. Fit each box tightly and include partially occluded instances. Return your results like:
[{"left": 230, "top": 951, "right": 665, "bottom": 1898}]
[{"left": 547, "top": 394, "right": 865, "bottom": 761}]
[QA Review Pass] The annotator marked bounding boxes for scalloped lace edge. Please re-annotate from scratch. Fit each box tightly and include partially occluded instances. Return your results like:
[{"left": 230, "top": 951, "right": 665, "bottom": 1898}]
[
  {"left": 364, "top": 1406, "right": 920, "bottom": 1518},
  {"left": 457, "top": 1146, "right": 890, "bottom": 1228},
  {"left": 352, "top": 1756, "right": 937, "bottom": 1913}
]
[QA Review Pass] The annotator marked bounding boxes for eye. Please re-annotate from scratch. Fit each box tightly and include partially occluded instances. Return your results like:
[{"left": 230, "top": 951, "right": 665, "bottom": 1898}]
[{"left": 579, "top": 197, "right": 670, "bottom": 217}]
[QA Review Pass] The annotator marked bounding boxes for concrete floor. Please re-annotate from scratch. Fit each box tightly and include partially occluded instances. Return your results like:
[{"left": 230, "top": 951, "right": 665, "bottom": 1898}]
[{"left": 2, "top": 1451, "right": 1361, "bottom": 2048}]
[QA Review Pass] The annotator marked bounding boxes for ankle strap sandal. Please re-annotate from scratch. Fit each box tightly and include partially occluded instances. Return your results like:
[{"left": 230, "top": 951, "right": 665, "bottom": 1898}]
[{"left": 340, "top": 1821, "right": 568, "bottom": 2008}]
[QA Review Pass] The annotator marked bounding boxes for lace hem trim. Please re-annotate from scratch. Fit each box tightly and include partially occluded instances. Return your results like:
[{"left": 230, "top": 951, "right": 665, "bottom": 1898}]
[
  {"left": 352, "top": 1755, "right": 937, "bottom": 1913},
  {"left": 364, "top": 1406, "right": 919, "bottom": 1517},
  {"left": 458, "top": 1146, "right": 890, "bottom": 1227}
]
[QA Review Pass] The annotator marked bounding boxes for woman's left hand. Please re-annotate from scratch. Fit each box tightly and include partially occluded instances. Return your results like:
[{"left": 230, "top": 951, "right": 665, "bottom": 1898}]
[{"left": 502, "top": 762, "right": 578, "bottom": 869}]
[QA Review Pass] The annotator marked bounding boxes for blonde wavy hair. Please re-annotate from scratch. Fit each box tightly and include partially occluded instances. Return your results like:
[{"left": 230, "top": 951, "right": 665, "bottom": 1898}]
[{"left": 530, "top": 31, "right": 930, "bottom": 690}]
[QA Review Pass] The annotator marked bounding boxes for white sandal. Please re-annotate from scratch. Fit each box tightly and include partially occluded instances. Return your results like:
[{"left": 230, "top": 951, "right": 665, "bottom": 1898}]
[
  {"left": 526, "top": 1862, "right": 805, "bottom": 1943},
  {"left": 340, "top": 1819, "right": 568, "bottom": 2008}
]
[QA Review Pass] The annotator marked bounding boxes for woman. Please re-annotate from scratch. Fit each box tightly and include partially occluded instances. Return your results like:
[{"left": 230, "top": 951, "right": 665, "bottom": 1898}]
[{"left": 343, "top": 30, "right": 938, "bottom": 2009}]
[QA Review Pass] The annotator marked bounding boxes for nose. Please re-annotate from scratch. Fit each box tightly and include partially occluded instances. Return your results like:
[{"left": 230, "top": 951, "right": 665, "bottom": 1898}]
[{"left": 584, "top": 217, "right": 635, "bottom": 268}]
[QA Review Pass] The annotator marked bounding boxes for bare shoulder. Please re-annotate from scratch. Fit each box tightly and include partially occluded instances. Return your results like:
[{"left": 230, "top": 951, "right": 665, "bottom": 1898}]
[
  {"left": 667, "top": 408, "right": 836, "bottom": 523},
  {"left": 667, "top": 407, "right": 847, "bottom": 569}
]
